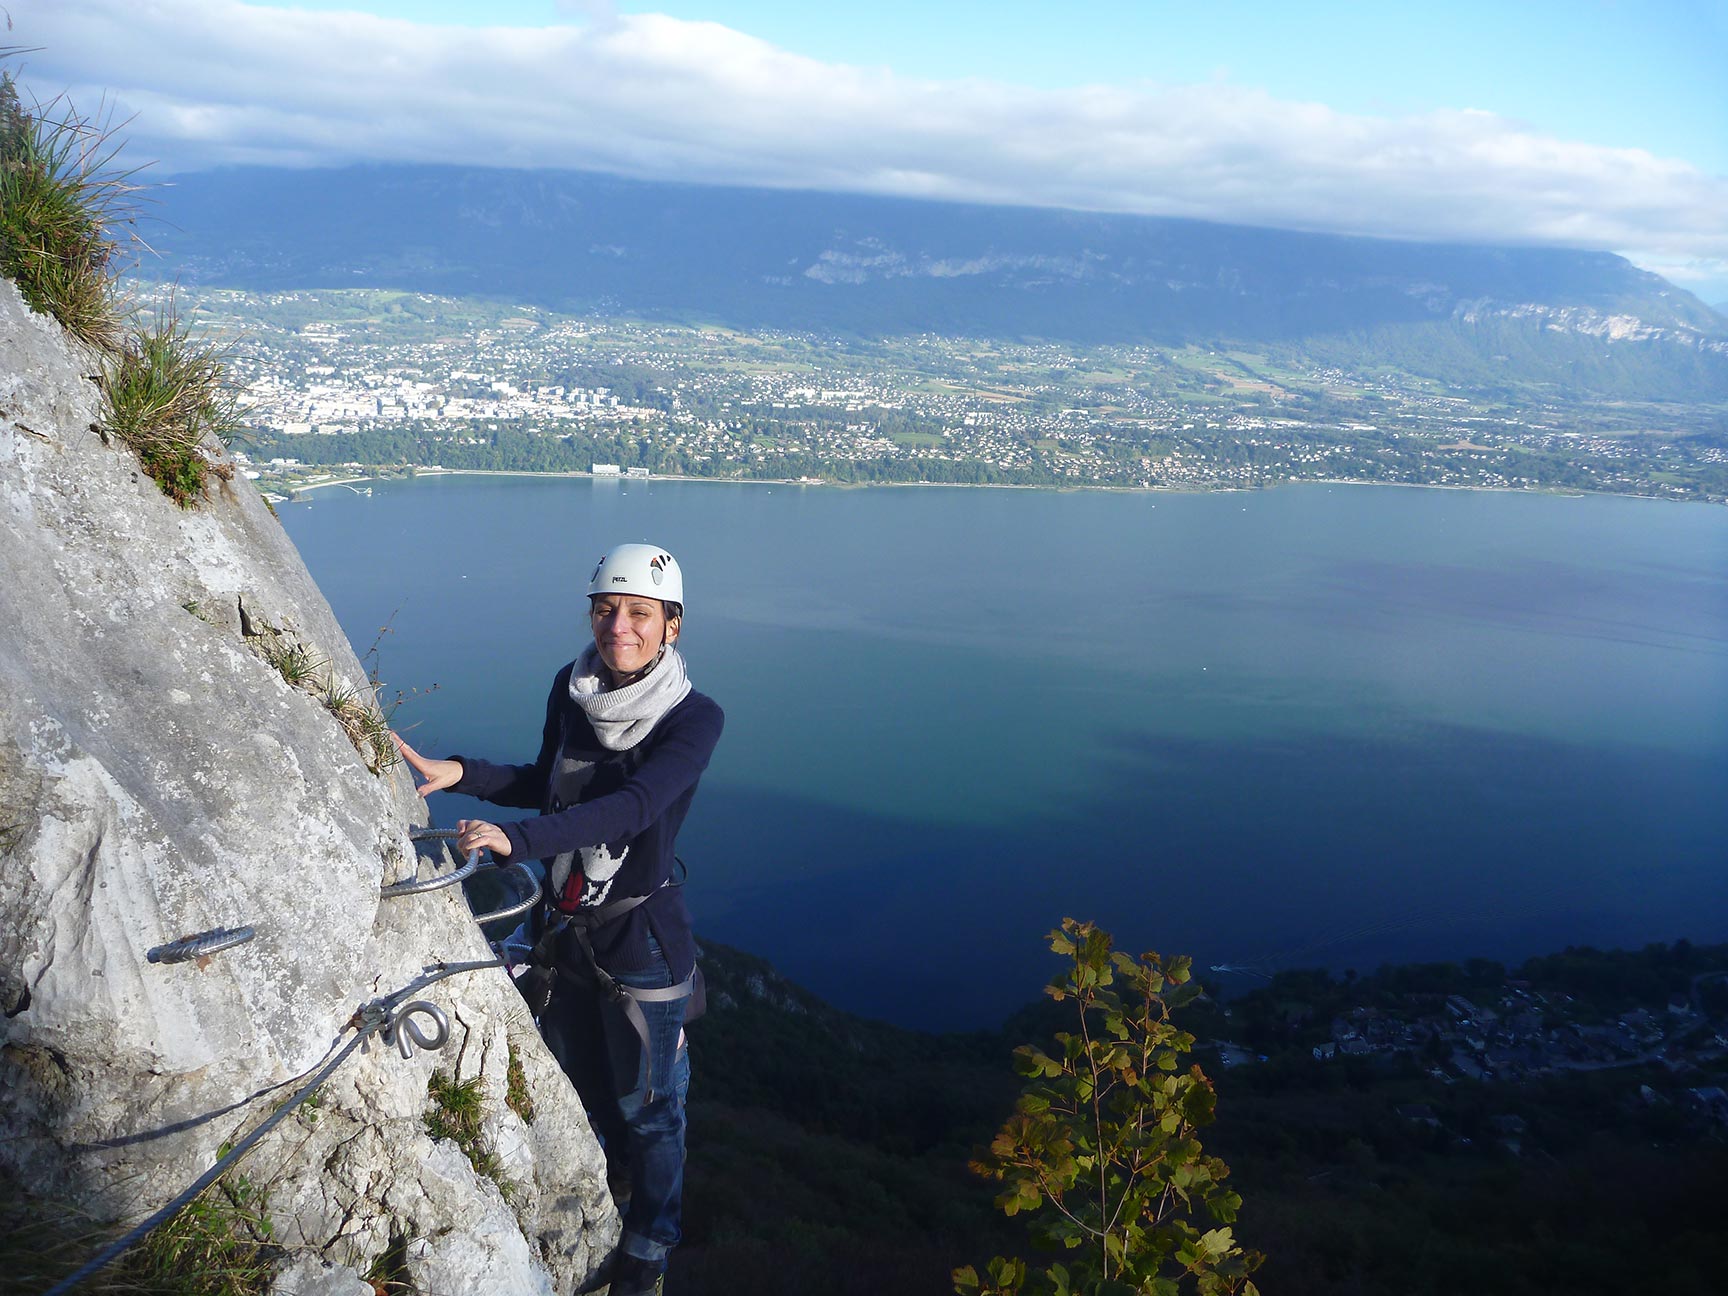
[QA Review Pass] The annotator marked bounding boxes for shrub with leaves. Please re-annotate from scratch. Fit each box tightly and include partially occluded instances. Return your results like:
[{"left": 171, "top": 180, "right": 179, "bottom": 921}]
[{"left": 955, "top": 920, "right": 1263, "bottom": 1296}]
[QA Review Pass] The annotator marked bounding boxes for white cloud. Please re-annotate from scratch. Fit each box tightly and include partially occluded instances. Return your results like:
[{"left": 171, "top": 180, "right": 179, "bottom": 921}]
[{"left": 14, "top": 0, "right": 1728, "bottom": 284}]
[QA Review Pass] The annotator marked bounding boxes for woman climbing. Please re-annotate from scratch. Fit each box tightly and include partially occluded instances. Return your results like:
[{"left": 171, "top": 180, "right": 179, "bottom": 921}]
[{"left": 394, "top": 543, "right": 724, "bottom": 1296}]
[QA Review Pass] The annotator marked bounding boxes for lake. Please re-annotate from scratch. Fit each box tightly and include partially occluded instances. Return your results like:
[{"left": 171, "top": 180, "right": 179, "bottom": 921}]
[{"left": 280, "top": 476, "right": 1728, "bottom": 1029}]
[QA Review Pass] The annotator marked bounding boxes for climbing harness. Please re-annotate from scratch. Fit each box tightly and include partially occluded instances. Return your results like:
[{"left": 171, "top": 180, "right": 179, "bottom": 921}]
[
  {"left": 45, "top": 828, "right": 536, "bottom": 1296},
  {"left": 528, "top": 882, "right": 697, "bottom": 1103}
]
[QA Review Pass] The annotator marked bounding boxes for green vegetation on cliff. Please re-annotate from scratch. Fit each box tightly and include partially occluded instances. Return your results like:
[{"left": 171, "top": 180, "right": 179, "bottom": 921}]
[{"left": 0, "top": 67, "right": 239, "bottom": 505}]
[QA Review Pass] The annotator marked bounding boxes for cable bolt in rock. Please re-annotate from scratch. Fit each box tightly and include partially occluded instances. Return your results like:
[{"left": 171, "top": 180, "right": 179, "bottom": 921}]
[
  {"left": 42, "top": 954, "right": 507, "bottom": 1296},
  {"left": 47, "top": 828, "right": 533, "bottom": 1291},
  {"left": 383, "top": 999, "right": 450, "bottom": 1059},
  {"left": 145, "top": 925, "right": 256, "bottom": 964}
]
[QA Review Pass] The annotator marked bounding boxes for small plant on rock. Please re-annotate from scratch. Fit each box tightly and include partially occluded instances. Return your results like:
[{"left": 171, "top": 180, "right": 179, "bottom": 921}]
[
  {"left": 0, "top": 68, "right": 133, "bottom": 352},
  {"left": 256, "top": 634, "right": 398, "bottom": 773},
  {"left": 102, "top": 303, "right": 239, "bottom": 507},
  {"left": 425, "top": 1071, "right": 509, "bottom": 1193},
  {"left": 126, "top": 1172, "right": 279, "bottom": 1296},
  {"left": 505, "top": 1043, "right": 536, "bottom": 1125},
  {"left": 2, "top": 58, "right": 244, "bottom": 508},
  {"left": 955, "top": 920, "right": 1262, "bottom": 1296},
  {"left": 258, "top": 635, "right": 321, "bottom": 690},
  {"left": 321, "top": 675, "right": 397, "bottom": 774}
]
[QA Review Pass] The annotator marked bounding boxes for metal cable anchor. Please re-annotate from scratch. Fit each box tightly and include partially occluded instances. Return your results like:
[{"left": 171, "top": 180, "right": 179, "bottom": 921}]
[
  {"left": 147, "top": 926, "right": 256, "bottom": 964},
  {"left": 384, "top": 999, "right": 450, "bottom": 1059}
]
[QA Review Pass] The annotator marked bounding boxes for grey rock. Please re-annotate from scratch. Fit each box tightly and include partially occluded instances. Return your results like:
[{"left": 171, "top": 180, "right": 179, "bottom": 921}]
[
  {"left": 269, "top": 1256, "right": 373, "bottom": 1296},
  {"left": 0, "top": 279, "right": 615, "bottom": 1290}
]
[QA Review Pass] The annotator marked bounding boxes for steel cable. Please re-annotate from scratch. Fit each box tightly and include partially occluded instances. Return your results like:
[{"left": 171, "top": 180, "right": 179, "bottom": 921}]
[{"left": 42, "top": 955, "right": 507, "bottom": 1295}]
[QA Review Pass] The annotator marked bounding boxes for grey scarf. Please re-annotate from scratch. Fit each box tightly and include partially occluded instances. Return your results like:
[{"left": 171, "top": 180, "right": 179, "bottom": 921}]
[{"left": 568, "top": 642, "right": 692, "bottom": 751}]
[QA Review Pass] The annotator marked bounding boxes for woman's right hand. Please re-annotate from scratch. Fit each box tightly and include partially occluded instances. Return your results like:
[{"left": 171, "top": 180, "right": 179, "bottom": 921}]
[{"left": 393, "top": 734, "right": 463, "bottom": 799}]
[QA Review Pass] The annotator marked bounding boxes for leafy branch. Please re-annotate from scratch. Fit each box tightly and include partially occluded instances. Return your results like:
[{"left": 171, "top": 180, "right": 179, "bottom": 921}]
[{"left": 956, "top": 920, "right": 1263, "bottom": 1296}]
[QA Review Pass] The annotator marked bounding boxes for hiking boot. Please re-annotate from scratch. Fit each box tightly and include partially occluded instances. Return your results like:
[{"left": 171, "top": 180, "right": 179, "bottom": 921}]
[{"left": 607, "top": 1254, "right": 666, "bottom": 1296}]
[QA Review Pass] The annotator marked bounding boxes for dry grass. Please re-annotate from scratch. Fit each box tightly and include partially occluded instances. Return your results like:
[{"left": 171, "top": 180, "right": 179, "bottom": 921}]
[
  {"left": 257, "top": 636, "right": 400, "bottom": 774},
  {"left": 321, "top": 676, "right": 398, "bottom": 775},
  {"left": 505, "top": 1044, "right": 536, "bottom": 1125}
]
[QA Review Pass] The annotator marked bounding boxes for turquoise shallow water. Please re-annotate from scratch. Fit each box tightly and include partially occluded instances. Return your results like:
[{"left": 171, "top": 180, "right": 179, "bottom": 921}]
[{"left": 281, "top": 477, "right": 1728, "bottom": 1028}]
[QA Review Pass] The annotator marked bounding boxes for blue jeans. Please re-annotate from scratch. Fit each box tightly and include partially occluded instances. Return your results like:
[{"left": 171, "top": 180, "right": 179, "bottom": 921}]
[{"left": 541, "top": 936, "right": 691, "bottom": 1265}]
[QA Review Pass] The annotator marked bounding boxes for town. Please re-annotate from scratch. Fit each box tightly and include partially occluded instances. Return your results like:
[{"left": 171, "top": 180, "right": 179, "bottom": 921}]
[
  {"left": 1199, "top": 943, "right": 1728, "bottom": 1155},
  {"left": 162, "top": 286, "right": 1728, "bottom": 503}
]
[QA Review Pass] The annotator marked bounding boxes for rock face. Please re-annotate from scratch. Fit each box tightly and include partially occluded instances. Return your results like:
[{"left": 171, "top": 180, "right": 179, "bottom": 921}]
[{"left": 0, "top": 279, "right": 615, "bottom": 1292}]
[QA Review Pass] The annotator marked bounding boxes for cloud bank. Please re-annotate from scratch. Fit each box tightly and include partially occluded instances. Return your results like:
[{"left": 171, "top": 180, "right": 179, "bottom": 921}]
[{"left": 17, "top": 0, "right": 1728, "bottom": 289}]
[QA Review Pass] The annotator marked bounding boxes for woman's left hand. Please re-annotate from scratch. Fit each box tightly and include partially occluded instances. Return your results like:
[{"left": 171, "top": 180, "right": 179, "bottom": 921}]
[{"left": 457, "top": 819, "right": 512, "bottom": 859}]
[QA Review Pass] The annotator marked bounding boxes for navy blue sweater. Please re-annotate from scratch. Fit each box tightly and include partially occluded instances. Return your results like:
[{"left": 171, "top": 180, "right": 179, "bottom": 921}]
[{"left": 450, "top": 662, "right": 724, "bottom": 980}]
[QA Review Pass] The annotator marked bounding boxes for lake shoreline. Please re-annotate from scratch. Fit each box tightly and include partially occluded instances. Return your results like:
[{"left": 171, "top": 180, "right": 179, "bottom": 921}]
[{"left": 274, "top": 464, "right": 1717, "bottom": 508}]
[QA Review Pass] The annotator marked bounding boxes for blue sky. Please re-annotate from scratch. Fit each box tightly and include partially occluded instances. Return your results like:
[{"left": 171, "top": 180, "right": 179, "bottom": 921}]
[
  {"left": 16, "top": 1, "right": 1728, "bottom": 297},
  {"left": 272, "top": 0, "right": 1728, "bottom": 170}
]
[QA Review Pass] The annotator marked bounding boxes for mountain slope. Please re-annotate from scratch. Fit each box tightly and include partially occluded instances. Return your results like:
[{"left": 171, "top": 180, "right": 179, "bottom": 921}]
[{"left": 146, "top": 164, "right": 1728, "bottom": 399}]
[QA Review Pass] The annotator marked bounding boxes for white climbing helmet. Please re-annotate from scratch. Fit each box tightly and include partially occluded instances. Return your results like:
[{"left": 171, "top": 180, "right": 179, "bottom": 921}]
[{"left": 587, "top": 543, "right": 685, "bottom": 609}]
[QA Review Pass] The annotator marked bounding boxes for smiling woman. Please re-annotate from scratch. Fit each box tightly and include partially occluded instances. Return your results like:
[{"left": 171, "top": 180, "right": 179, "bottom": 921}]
[{"left": 393, "top": 541, "right": 723, "bottom": 1296}]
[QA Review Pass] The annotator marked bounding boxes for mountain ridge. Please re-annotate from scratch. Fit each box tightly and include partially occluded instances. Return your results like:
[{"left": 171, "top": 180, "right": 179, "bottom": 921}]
[{"left": 146, "top": 163, "right": 1722, "bottom": 347}]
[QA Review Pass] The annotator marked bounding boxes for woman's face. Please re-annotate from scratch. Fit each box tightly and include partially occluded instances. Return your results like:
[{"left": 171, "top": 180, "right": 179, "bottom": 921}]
[{"left": 590, "top": 594, "right": 676, "bottom": 678}]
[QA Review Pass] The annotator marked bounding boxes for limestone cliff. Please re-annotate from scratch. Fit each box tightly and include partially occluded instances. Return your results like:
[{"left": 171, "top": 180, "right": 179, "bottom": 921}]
[{"left": 0, "top": 278, "right": 616, "bottom": 1294}]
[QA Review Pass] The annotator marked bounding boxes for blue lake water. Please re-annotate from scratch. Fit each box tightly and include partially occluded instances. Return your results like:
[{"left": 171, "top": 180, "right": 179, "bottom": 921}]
[{"left": 280, "top": 476, "right": 1728, "bottom": 1029}]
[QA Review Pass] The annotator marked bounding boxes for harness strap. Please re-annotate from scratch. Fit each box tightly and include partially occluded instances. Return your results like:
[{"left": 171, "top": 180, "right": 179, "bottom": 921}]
[{"left": 543, "top": 886, "right": 691, "bottom": 1101}]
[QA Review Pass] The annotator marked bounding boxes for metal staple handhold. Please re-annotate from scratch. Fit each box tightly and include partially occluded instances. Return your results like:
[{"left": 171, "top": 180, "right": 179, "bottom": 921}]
[
  {"left": 387, "top": 1000, "right": 451, "bottom": 1059},
  {"left": 469, "top": 861, "right": 542, "bottom": 926},
  {"left": 380, "top": 850, "right": 481, "bottom": 896},
  {"left": 146, "top": 926, "right": 257, "bottom": 965},
  {"left": 382, "top": 830, "right": 482, "bottom": 896}
]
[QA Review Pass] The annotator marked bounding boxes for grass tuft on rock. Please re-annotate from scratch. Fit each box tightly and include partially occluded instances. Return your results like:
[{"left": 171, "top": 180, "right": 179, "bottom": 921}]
[
  {"left": 2, "top": 58, "right": 244, "bottom": 508},
  {"left": 258, "top": 635, "right": 321, "bottom": 690},
  {"left": 0, "top": 68, "right": 133, "bottom": 353},
  {"left": 506, "top": 1044, "right": 536, "bottom": 1125},
  {"left": 321, "top": 676, "right": 398, "bottom": 775},
  {"left": 425, "top": 1071, "right": 509, "bottom": 1192},
  {"left": 256, "top": 635, "right": 399, "bottom": 774},
  {"left": 102, "top": 304, "right": 240, "bottom": 507},
  {"left": 124, "top": 1174, "right": 280, "bottom": 1296}
]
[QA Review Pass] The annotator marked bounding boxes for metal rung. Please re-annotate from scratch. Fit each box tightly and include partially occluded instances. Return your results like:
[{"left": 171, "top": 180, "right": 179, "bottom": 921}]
[
  {"left": 469, "top": 861, "right": 541, "bottom": 925},
  {"left": 381, "top": 848, "right": 481, "bottom": 896}
]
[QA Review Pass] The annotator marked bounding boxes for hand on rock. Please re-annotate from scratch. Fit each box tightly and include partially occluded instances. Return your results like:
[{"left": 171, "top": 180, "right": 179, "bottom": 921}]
[{"left": 394, "top": 734, "right": 462, "bottom": 799}]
